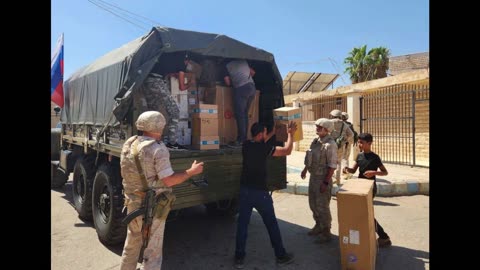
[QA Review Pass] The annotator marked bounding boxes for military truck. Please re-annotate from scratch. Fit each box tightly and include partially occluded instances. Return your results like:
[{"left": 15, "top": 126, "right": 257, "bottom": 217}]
[{"left": 50, "top": 27, "right": 287, "bottom": 245}]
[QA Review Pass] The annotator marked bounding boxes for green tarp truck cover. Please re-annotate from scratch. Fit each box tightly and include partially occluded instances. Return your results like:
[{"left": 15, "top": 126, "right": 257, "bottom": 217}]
[{"left": 61, "top": 26, "right": 284, "bottom": 126}]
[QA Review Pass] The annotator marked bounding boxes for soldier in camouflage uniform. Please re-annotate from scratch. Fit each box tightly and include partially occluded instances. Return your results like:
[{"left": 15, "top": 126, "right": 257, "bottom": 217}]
[
  {"left": 301, "top": 118, "right": 337, "bottom": 243},
  {"left": 142, "top": 73, "right": 182, "bottom": 149},
  {"left": 329, "top": 109, "right": 354, "bottom": 185},
  {"left": 341, "top": 112, "right": 358, "bottom": 170},
  {"left": 119, "top": 111, "right": 204, "bottom": 270}
]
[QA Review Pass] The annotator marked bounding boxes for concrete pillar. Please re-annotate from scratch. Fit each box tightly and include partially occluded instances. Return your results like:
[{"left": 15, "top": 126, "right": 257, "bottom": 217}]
[
  {"left": 347, "top": 92, "right": 361, "bottom": 164},
  {"left": 292, "top": 98, "right": 303, "bottom": 151}
]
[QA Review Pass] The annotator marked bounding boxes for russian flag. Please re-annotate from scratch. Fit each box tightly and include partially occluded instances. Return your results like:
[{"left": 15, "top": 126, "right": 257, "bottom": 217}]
[{"left": 51, "top": 33, "right": 64, "bottom": 108}]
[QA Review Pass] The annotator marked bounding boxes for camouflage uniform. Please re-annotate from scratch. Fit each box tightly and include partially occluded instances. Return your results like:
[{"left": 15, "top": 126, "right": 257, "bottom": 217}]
[
  {"left": 342, "top": 123, "right": 353, "bottom": 167},
  {"left": 142, "top": 73, "right": 179, "bottom": 144},
  {"left": 119, "top": 135, "right": 174, "bottom": 270},
  {"left": 305, "top": 135, "right": 337, "bottom": 239},
  {"left": 330, "top": 118, "right": 354, "bottom": 185}
]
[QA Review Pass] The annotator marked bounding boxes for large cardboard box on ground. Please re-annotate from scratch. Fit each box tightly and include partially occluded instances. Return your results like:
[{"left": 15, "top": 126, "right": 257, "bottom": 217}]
[
  {"left": 191, "top": 135, "right": 220, "bottom": 150},
  {"left": 337, "top": 179, "right": 376, "bottom": 270},
  {"left": 205, "top": 86, "right": 260, "bottom": 144},
  {"left": 273, "top": 107, "right": 303, "bottom": 142}
]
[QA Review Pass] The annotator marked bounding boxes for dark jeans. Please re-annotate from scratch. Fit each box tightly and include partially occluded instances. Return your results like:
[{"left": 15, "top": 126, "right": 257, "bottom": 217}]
[
  {"left": 233, "top": 82, "right": 256, "bottom": 142},
  {"left": 235, "top": 186, "right": 286, "bottom": 259},
  {"left": 373, "top": 183, "right": 389, "bottom": 239}
]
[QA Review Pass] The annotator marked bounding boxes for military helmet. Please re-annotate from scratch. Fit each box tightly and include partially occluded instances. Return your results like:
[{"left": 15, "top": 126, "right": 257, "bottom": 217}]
[
  {"left": 330, "top": 109, "right": 342, "bottom": 118},
  {"left": 135, "top": 111, "right": 166, "bottom": 133},
  {"left": 315, "top": 118, "right": 333, "bottom": 132},
  {"left": 341, "top": 112, "right": 349, "bottom": 120}
]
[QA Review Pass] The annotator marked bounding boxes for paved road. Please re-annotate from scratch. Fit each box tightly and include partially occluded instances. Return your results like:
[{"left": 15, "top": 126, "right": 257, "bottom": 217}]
[{"left": 52, "top": 181, "right": 429, "bottom": 270}]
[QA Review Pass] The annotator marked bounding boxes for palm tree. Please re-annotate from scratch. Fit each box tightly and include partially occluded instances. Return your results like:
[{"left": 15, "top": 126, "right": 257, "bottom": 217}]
[
  {"left": 344, "top": 45, "right": 390, "bottom": 83},
  {"left": 366, "top": 46, "right": 390, "bottom": 80},
  {"left": 344, "top": 45, "right": 368, "bottom": 83}
]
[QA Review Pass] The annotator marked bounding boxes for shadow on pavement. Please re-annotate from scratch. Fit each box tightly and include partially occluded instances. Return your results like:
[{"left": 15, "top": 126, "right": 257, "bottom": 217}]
[
  {"left": 376, "top": 245, "right": 429, "bottom": 270},
  {"left": 53, "top": 180, "right": 75, "bottom": 206},
  {"left": 161, "top": 207, "right": 428, "bottom": 270},
  {"left": 52, "top": 180, "right": 427, "bottom": 269},
  {"left": 373, "top": 200, "right": 399, "bottom": 206}
]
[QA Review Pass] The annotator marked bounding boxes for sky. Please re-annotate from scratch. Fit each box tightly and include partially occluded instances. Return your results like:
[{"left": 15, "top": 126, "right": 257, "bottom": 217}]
[{"left": 51, "top": 0, "right": 429, "bottom": 88}]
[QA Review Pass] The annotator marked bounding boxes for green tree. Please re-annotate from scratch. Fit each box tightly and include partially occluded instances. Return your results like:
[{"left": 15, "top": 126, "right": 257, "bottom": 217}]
[{"left": 344, "top": 45, "right": 390, "bottom": 83}]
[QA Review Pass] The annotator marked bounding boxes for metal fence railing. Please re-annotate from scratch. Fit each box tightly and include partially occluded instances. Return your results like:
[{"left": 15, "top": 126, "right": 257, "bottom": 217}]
[{"left": 360, "top": 84, "right": 429, "bottom": 167}]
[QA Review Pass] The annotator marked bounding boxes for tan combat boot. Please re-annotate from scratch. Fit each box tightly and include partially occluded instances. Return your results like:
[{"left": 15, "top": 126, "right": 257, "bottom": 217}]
[
  {"left": 307, "top": 224, "right": 322, "bottom": 236},
  {"left": 314, "top": 228, "right": 332, "bottom": 244}
]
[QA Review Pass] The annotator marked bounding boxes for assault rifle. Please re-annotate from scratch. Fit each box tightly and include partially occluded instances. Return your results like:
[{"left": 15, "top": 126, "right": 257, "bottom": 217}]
[
  {"left": 122, "top": 177, "right": 208, "bottom": 225},
  {"left": 121, "top": 177, "right": 209, "bottom": 261}
]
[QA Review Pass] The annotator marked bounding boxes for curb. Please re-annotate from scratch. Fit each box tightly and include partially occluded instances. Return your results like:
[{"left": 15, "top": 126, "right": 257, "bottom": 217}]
[{"left": 282, "top": 167, "right": 429, "bottom": 197}]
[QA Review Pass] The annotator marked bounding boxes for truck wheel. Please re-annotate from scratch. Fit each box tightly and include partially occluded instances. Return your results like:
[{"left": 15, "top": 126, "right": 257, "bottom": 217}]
[
  {"left": 205, "top": 199, "right": 239, "bottom": 217},
  {"left": 92, "top": 162, "right": 127, "bottom": 245},
  {"left": 72, "top": 155, "right": 96, "bottom": 220},
  {"left": 51, "top": 162, "right": 68, "bottom": 188},
  {"left": 51, "top": 128, "right": 61, "bottom": 160}
]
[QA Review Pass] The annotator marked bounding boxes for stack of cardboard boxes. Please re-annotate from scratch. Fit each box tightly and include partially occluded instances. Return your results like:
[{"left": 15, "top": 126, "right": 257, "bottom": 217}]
[
  {"left": 170, "top": 76, "right": 193, "bottom": 145},
  {"left": 204, "top": 86, "right": 259, "bottom": 144},
  {"left": 191, "top": 104, "right": 219, "bottom": 150},
  {"left": 170, "top": 74, "right": 261, "bottom": 148}
]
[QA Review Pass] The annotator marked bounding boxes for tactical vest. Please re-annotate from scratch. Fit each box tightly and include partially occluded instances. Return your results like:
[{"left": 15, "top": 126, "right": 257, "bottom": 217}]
[
  {"left": 304, "top": 137, "right": 329, "bottom": 177},
  {"left": 331, "top": 119, "right": 347, "bottom": 148},
  {"left": 120, "top": 136, "right": 166, "bottom": 201}
]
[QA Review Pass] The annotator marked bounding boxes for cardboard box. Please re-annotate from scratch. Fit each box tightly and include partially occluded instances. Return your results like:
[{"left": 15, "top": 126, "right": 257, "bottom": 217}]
[
  {"left": 173, "top": 94, "right": 189, "bottom": 119},
  {"left": 176, "top": 120, "right": 191, "bottom": 145},
  {"left": 192, "top": 117, "right": 219, "bottom": 137},
  {"left": 191, "top": 104, "right": 218, "bottom": 119},
  {"left": 187, "top": 89, "right": 200, "bottom": 106},
  {"left": 337, "top": 179, "right": 376, "bottom": 270},
  {"left": 273, "top": 107, "right": 303, "bottom": 142},
  {"left": 191, "top": 135, "right": 220, "bottom": 150},
  {"left": 205, "top": 86, "right": 260, "bottom": 144},
  {"left": 204, "top": 86, "right": 236, "bottom": 144}
]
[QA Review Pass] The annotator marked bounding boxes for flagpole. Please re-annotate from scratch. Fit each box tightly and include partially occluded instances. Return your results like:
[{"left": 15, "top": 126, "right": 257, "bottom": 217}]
[{"left": 51, "top": 33, "right": 64, "bottom": 108}]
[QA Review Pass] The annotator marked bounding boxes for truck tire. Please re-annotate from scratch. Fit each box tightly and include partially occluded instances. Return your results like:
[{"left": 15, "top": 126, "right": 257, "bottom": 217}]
[
  {"left": 51, "top": 162, "right": 68, "bottom": 188},
  {"left": 205, "top": 199, "right": 239, "bottom": 217},
  {"left": 51, "top": 128, "right": 61, "bottom": 160},
  {"left": 92, "top": 162, "right": 127, "bottom": 245},
  {"left": 72, "top": 155, "right": 96, "bottom": 220}
]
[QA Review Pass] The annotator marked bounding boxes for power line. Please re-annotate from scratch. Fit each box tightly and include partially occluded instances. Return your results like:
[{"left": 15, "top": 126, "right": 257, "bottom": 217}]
[
  {"left": 327, "top": 58, "right": 348, "bottom": 85},
  {"left": 95, "top": 0, "right": 163, "bottom": 27},
  {"left": 87, "top": 0, "right": 149, "bottom": 32},
  {"left": 93, "top": 0, "right": 151, "bottom": 29}
]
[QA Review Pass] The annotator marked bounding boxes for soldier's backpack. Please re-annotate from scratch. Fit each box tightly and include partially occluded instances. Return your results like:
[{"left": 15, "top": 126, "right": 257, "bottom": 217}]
[{"left": 335, "top": 123, "right": 346, "bottom": 148}]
